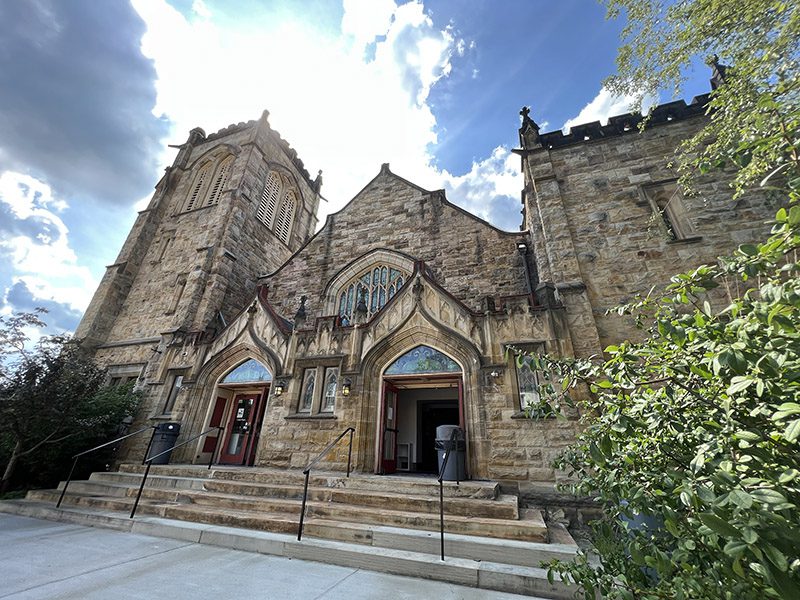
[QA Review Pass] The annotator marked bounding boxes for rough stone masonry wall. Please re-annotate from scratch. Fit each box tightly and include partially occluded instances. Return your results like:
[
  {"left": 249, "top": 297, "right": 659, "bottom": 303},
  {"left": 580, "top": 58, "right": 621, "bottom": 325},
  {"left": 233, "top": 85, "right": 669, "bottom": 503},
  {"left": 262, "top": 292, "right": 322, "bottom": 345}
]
[
  {"left": 539, "top": 115, "right": 777, "bottom": 349},
  {"left": 264, "top": 169, "right": 531, "bottom": 319}
]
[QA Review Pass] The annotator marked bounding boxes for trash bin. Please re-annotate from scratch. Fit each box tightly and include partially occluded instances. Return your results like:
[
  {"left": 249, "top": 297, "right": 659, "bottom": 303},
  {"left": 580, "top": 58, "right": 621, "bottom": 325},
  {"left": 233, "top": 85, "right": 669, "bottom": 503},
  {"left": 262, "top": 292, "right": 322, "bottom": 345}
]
[
  {"left": 435, "top": 425, "right": 466, "bottom": 481},
  {"left": 146, "top": 422, "right": 181, "bottom": 465}
]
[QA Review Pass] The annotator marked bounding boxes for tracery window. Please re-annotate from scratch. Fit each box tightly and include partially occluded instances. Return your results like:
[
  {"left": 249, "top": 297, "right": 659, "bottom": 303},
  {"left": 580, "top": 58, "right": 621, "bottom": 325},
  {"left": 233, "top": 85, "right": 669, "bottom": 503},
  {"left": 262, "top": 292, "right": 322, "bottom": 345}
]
[
  {"left": 337, "top": 265, "right": 407, "bottom": 325},
  {"left": 321, "top": 367, "right": 338, "bottom": 412},
  {"left": 256, "top": 170, "right": 297, "bottom": 244},
  {"left": 299, "top": 368, "right": 316, "bottom": 412},
  {"left": 221, "top": 359, "right": 272, "bottom": 384}
]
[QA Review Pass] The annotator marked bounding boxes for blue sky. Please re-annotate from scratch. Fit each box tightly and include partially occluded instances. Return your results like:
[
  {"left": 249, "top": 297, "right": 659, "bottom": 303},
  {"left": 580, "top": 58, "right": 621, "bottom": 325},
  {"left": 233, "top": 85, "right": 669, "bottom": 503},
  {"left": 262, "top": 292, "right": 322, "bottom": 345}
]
[{"left": 0, "top": 0, "right": 714, "bottom": 336}]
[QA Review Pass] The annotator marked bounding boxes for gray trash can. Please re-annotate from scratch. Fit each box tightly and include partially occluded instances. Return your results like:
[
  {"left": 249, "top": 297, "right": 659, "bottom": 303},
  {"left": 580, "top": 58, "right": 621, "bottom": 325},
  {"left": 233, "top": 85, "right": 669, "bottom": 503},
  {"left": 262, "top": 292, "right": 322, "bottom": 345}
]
[
  {"left": 435, "top": 425, "right": 466, "bottom": 481},
  {"left": 147, "top": 422, "right": 181, "bottom": 464}
]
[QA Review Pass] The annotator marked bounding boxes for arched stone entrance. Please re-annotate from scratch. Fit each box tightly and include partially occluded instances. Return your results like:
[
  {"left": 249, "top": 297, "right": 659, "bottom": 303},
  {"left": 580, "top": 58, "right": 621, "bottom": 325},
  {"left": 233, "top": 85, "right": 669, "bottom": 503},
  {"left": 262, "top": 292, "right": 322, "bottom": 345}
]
[
  {"left": 181, "top": 345, "right": 279, "bottom": 466},
  {"left": 378, "top": 345, "right": 463, "bottom": 475},
  {"left": 358, "top": 321, "right": 485, "bottom": 478}
]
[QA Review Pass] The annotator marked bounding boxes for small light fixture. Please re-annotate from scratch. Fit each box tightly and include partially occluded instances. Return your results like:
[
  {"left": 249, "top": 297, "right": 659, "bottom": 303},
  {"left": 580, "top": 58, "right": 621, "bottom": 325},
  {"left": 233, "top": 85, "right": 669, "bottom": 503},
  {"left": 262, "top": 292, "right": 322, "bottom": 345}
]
[
  {"left": 342, "top": 378, "right": 352, "bottom": 396},
  {"left": 490, "top": 370, "right": 501, "bottom": 378},
  {"left": 274, "top": 379, "right": 287, "bottom": 396},
  {"left": 516, "top": 241, "right": 527, "bottom": 253}
]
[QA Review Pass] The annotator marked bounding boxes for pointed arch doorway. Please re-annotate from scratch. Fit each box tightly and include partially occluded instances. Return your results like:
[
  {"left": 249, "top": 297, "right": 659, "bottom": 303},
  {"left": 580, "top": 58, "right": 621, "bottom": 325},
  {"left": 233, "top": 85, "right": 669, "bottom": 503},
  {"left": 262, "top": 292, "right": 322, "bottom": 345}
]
[
  {"left": 378, "top": 345, "right": 464, "bottom": 476},
  {"left": 209, "top": 359, "right": 272, "bottom": 466}
]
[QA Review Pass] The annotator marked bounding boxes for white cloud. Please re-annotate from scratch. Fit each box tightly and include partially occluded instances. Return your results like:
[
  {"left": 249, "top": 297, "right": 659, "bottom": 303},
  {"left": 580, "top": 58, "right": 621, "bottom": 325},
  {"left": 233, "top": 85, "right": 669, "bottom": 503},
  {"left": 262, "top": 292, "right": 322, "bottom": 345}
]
[
  {"left": 0, "top": 171, "right": 97, "bottom": 314},
  {"left": 341, "top": 0, "right": 397, "bottom": 49},
  {"left": 441, "top": 146, "right": 523, "bottom": 230},
  {"left": 563, "top": 86, "right": 658, "bottom": 132},
  {"left": 130, "top": 0, "right": 466, "bottom": 219}
]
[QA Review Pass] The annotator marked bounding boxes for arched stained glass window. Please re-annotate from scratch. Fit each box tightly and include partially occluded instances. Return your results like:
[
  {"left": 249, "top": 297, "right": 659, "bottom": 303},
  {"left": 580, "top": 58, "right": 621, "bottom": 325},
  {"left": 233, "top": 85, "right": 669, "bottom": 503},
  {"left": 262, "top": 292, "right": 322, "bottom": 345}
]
[
  {"left": 385, "top": 345, "right": 461, "bottom": 375},
  {"left": 221, "top": 359, "right": 272, "bottom": 384},
  {"left": 337, "top": 265, "right": 407, "bottom": 325},
  {"left": 300, "top": 369, "right": 316, "bottom": 412}
]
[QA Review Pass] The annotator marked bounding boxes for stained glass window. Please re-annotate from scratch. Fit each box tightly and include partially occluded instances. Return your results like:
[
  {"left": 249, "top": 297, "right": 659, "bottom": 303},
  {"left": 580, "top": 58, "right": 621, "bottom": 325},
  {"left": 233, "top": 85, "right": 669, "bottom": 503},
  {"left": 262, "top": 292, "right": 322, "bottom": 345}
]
[
  {"left": 384, "top": 345, "right": 460, "bottom": 375},
  {"left": 337, "top": 265, "right": 407, "bottom": 325},
  {"left": 516, "top": 360, "right": 540, "bottom": 410},
  {"left": 322, "top": 367, "right": 338, "bottom": 412},
  {"left": 300, "top": 368, "right": 316, "bottom": 412},
  {"left": 221, "top": 359, "right": 272, "bottom": 384}
]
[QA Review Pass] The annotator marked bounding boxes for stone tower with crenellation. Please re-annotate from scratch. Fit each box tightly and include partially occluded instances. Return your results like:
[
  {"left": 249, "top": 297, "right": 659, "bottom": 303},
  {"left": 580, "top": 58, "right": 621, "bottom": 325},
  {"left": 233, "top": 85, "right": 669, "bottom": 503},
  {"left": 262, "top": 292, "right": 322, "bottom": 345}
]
[{"left": 75, "top": 110, "right": 321, "bottom": 418}]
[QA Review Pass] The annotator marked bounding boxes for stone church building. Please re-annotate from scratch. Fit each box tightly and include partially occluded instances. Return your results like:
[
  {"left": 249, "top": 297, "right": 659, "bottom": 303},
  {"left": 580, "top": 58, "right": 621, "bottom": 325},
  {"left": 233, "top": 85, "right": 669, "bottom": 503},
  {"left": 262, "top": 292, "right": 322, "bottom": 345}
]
[{"left": 75, "top": 85, "right": 774, "bottom": 498}]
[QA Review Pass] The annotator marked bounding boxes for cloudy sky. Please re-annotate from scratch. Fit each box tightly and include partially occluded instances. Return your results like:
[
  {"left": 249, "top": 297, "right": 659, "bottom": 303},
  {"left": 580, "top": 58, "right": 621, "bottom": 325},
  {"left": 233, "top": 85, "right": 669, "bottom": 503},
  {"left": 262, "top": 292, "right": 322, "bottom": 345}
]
[{"left": 0, "top": 0, "right": 713, "bottom": 336}]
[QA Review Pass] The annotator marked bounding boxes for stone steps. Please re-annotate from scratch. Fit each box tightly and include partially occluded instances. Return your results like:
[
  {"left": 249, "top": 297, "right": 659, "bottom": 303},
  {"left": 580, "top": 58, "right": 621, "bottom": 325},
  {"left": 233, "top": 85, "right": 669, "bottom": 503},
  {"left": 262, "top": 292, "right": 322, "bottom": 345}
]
[
  {"left": 115, "top": 463, "right": 499, "bottom": 498},
  {"left": 0, "top": 499, "right": 577, "bottom": 599},
  {"left": 4, "top": 464, "right": 581, "bottom": 598}
]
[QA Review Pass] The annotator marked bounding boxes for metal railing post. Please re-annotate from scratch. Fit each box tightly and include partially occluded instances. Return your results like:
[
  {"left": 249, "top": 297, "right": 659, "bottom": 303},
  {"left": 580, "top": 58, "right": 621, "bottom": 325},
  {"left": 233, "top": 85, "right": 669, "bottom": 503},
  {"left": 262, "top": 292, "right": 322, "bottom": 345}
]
[
  {"left": 346, "top": 428, "right": 354, "bottom": 478},
  {"left": 208, "top": 426, "right": 224, "bottom": 469},
  {"left": 439, "top": 468, "right": 445, "bottom": 560},
  {"left": 296, "top": 427, "right": 355, "bottom": 541},
  {"left": 56, "top": 457, "right": 79, "bottom": 508},
  {"left": 437, "top": 428, "right": 460, "bottom": 561},
  {"left": 297, "top": 470, "right": 310, "bottom": 541},
  {"left": 130, "top": 460, "right": 151, "bottom": 519},
  {"left": 142, "top": 426, "right": 158, "bottom": 465}
]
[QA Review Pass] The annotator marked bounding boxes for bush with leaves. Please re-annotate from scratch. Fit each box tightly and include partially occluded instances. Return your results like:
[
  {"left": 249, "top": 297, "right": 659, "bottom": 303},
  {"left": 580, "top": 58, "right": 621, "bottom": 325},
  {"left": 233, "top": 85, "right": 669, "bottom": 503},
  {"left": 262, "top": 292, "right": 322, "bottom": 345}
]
[
  {"left": 0, "top": 314, "right": 140, "bottom": 493},
  {"left": 528, "top": 201, "right": 800, "bottom": 598}
]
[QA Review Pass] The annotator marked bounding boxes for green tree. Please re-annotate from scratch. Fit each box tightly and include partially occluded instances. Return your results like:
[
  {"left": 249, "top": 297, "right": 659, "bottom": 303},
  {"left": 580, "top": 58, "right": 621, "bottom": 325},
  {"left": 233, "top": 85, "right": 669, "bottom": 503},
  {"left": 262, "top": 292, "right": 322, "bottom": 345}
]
[
  {"left": 522, "top": 1, "right": 800, "bottom": 598},
  {"left": 0, "top": 312, "right": 140, "bottom": 493}
]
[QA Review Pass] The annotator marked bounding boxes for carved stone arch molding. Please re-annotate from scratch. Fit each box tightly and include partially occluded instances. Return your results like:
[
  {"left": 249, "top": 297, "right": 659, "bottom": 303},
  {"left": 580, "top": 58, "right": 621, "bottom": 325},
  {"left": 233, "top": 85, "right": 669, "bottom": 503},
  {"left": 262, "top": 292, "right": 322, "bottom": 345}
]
[
  {"left": 177, "top": 342, "right": 279, "bottom": 463},
  {"left": 356, "top": 314, "right": 489, "bottom": 478},
  {"left": 323, "top": 248, "right": 416, "bottom": 316}
]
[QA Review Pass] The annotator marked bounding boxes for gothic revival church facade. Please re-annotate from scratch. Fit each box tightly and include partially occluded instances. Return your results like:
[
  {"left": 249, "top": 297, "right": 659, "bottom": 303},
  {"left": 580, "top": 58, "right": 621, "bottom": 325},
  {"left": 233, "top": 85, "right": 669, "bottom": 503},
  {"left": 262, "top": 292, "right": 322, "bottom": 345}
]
[{"left": 76, "top": 90, "right": 774, "bottom": 498}]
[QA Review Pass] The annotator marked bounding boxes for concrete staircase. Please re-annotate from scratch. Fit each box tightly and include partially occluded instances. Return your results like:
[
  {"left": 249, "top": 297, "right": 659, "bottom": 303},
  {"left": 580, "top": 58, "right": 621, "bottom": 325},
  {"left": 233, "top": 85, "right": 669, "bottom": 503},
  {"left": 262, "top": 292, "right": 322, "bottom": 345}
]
[{"left": 0, "top": 464, "right": 580, "bottom": 598}]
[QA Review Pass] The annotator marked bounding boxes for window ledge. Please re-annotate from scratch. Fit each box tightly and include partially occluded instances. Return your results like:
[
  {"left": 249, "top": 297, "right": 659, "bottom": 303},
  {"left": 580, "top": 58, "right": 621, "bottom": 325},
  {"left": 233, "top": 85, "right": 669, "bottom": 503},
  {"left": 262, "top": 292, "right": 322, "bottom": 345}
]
[
  {"left": 285, "top": 413, "right": 337, "bottom": 420},
  {"left": 511, "top": 410, "right": 557, "bottom": 420},
  {"left": 667, "top": 235, "right": 702, "bottom": 245}
]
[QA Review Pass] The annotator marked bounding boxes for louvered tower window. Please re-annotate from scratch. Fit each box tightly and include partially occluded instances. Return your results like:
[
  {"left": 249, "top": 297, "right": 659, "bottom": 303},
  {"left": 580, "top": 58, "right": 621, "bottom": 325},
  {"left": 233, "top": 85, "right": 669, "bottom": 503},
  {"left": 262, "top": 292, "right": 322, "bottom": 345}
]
[
  {"left": 185, "top": 163, "right": 211, "bottom": 212},
  {"left": 206, "top": 157, "right": 233, "bottom": 206},
  {"left": 274, "top": 191, "right": 296, "bottom": 243},
  {"left": 256, "top": 172, "right": 281, "bottom": 227}
]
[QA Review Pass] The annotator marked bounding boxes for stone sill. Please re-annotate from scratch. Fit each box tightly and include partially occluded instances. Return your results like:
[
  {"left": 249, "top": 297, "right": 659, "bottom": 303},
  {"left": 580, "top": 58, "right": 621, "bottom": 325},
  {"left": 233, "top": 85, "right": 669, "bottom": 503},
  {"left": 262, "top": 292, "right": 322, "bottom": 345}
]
[
  {"left": 667, "top": 235, "right": 703, "bottom": 245},
  {"left": 511, "top": 410, "right": 556, "bottom": 420},
  {"left": 285, "top": 413, "right": 337, "bottom": 421}
]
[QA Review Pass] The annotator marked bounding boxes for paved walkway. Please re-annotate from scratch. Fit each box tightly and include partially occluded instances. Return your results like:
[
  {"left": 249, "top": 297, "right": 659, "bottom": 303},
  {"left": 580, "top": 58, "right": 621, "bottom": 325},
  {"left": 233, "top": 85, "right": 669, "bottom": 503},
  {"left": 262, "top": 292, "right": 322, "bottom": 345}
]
[{"left": 0, "top": 515, "right": 539, "bottom": 599}]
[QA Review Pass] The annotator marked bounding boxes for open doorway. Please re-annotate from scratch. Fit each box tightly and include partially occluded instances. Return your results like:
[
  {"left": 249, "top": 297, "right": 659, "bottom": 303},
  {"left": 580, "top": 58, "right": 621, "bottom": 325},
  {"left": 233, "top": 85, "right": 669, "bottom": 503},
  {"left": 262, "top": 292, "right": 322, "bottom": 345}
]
[
  {"left": 378, "top": 345, "right": 465, "bottom": 476},
  {"left": 380, "top": 375, "right": 463, "bottom": 475}
]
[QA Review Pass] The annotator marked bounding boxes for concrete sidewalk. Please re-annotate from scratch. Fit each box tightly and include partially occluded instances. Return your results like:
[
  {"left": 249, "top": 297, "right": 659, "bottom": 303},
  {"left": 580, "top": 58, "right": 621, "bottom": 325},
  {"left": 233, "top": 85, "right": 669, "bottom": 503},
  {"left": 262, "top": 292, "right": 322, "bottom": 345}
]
[{"left": 0, "top": 515, "right": 541, "bottom": 599}]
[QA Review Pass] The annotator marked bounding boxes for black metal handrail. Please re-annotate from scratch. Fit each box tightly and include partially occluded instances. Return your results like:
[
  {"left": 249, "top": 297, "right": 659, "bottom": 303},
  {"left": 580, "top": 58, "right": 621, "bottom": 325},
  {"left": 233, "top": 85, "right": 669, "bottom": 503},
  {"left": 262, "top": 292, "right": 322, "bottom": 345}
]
[
  {"left": 57, "top": 425, "right": 157, "bottom": 508},
  {"left": 438, "top": 428, "right": 462, "bottom": 561},
  {"left": 297, "top": 426, "right": 355, "bottom": 541},
  {"left": 129, "top": 426, "right": 224, "bottom": 519}
]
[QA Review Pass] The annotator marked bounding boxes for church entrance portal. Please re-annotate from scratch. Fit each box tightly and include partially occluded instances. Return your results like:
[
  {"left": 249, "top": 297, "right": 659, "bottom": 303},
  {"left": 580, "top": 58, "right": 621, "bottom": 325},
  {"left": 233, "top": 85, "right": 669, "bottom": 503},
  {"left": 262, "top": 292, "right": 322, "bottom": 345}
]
[
  {"left": 379, "top": 375, "right": 462, "bottom": 474},
  {"left": 377, "top": 345, "right": 464, "bottom": 476},
  {"left": 204, "top": 359, "right": 272, "bottom": 467}
]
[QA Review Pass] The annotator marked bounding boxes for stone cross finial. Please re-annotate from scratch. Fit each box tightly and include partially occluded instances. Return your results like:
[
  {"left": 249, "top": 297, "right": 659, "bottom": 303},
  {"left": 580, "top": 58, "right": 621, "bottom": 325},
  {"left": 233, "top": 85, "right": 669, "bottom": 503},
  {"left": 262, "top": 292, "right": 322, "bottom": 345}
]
[{"left": 520, "top": 106, "right": 531, "bottom": 120}]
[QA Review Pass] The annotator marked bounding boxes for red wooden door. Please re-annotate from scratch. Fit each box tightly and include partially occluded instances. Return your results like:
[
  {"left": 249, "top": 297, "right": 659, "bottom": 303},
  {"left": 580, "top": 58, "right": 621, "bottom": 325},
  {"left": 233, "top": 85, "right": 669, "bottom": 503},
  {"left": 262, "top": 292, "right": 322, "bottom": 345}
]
[
  {"left": 380, "top": 382, "right": 399, "bottom": 474},
  {"left": 218, "top": 393, "right": 260, "bottom": 465}
]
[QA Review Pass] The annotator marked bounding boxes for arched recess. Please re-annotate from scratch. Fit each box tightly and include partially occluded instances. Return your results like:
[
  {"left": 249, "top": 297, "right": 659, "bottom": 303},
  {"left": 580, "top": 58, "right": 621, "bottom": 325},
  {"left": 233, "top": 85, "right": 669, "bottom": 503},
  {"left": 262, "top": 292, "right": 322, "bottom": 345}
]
[
  {"left": 178, "top": 343, "right": 280, "bottom": 466},
  {"left": 357, "top": 315, "right": 485, "bottom": 477}
]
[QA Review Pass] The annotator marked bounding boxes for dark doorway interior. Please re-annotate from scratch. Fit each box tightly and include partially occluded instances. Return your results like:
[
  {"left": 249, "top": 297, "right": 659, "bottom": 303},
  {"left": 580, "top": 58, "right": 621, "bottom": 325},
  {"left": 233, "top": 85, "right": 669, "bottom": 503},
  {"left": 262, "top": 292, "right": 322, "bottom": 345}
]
[{"left": 417, "top": 400, "right": 459, "bottom": 473}]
